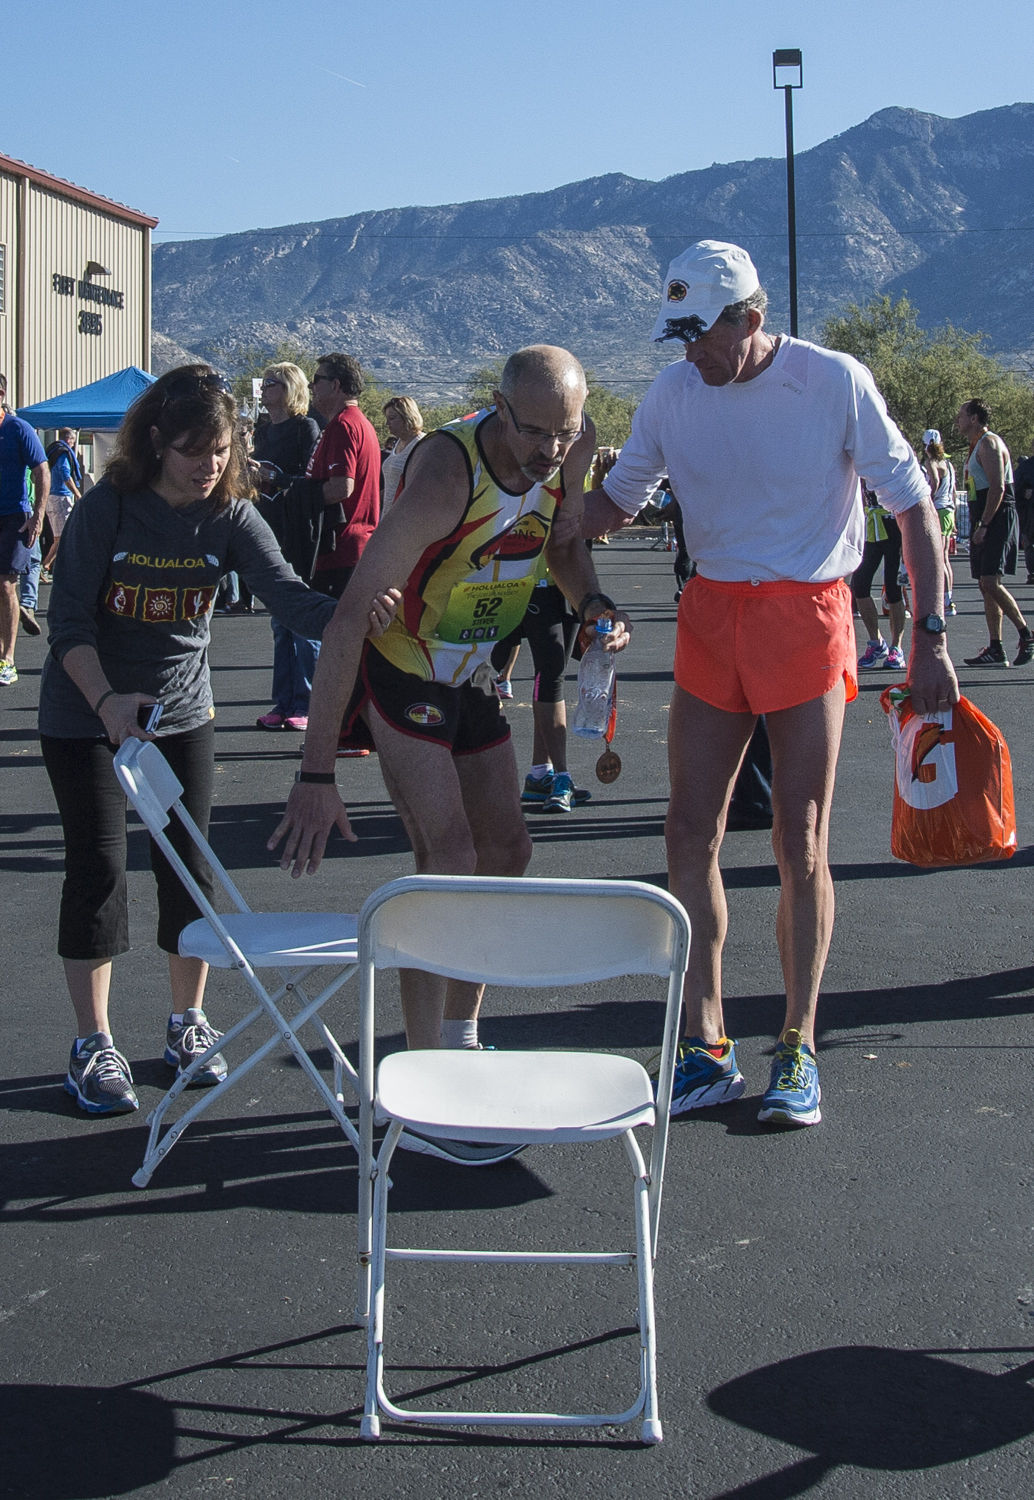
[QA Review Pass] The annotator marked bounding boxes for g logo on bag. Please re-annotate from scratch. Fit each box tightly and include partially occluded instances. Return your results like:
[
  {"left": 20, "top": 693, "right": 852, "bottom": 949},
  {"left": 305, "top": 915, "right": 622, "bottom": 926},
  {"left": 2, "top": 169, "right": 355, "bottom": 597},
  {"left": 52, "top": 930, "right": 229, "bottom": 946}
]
[{"left": 897, "top": 713, "right": 958, "bottom": 810}]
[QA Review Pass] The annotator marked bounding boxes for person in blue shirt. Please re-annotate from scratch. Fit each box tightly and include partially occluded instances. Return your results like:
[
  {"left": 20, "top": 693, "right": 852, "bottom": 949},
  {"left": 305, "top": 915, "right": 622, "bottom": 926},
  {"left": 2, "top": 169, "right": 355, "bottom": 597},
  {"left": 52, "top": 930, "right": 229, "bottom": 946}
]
[
  {"left": 0, "top": 373, "right": 49, "bottom": 685},
  {"left": 43, "top": 427, "right": 83, "bottom": 575}
]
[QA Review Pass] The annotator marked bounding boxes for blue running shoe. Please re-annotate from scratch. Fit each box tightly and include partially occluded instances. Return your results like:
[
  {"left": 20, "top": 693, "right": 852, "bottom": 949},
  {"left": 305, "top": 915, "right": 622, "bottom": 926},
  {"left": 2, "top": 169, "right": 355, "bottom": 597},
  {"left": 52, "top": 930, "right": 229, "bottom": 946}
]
[
  {"left": 544, "top": 771, "right": 575, "bottom": 813},
  {"left": 522, "top": 770, "right": 555, "bottom": 802},
  {"left": 757, "top": 1029, "right": 821, "bottom": 1126},
  {"left": 669, "top": 1036, "right": 745, "bottom": 1115}
]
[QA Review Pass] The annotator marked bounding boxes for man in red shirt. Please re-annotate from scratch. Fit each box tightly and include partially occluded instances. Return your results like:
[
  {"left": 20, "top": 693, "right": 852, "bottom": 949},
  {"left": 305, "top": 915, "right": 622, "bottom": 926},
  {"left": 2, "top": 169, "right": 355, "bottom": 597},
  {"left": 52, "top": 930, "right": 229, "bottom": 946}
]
[{"left": 307, "top": 353, "right": 381, "bottom": 598}]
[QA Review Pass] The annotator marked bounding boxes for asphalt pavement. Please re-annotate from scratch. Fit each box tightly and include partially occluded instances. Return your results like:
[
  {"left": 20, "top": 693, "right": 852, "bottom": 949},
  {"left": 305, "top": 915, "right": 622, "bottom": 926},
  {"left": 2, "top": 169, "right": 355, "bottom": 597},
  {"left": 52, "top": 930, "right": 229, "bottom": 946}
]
[{"left": 3, "top": 531, "right": 1034, "bottom": 1499}]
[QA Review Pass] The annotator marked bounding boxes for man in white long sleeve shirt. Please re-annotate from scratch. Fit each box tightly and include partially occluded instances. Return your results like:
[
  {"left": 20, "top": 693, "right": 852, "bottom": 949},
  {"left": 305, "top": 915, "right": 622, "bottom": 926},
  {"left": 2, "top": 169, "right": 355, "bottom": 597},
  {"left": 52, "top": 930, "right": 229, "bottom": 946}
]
[{"left": 584, "top": 241, "right": 958, "bottom": 1127}]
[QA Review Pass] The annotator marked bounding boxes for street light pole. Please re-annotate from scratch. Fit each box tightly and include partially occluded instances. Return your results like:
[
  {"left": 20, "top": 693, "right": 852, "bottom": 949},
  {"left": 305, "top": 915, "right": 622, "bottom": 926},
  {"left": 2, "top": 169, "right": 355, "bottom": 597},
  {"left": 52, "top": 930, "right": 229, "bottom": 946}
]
[{"left": 773, "top": 49, "right": 803, "bottom": 338}]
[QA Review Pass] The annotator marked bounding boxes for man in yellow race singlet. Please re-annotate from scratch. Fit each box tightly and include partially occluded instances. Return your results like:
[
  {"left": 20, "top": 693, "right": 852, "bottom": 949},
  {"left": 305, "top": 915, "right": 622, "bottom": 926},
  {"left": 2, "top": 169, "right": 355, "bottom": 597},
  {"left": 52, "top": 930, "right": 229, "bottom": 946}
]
[{"left": 269, "top": 347, "right": 630, "bottom": 1164}]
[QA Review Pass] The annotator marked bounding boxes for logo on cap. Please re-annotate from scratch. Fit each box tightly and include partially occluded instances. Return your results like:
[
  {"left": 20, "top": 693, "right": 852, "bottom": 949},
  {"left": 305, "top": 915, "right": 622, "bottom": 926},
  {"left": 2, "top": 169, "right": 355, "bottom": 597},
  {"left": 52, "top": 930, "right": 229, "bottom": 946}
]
[{"left": 666, "top": 280, "right": 689, "bottom": 304}]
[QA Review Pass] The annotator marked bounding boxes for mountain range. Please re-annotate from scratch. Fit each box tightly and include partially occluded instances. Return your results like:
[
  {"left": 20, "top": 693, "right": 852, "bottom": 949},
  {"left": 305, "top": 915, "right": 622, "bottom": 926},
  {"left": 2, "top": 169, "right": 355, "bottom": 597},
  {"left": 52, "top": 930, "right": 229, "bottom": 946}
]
[{"left": 152, "top": 103, "right": 1034, "bottom": 398}]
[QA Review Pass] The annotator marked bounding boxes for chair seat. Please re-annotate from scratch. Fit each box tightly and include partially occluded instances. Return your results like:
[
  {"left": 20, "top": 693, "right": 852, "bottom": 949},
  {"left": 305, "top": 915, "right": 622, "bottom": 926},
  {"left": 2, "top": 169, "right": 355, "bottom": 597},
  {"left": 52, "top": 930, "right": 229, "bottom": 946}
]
[
  {"left": 180, "top": 911, "right": 359, "bottom": 969},
  {"left": 376, "top": 1049, "right": 655, "bottom": 1143}
]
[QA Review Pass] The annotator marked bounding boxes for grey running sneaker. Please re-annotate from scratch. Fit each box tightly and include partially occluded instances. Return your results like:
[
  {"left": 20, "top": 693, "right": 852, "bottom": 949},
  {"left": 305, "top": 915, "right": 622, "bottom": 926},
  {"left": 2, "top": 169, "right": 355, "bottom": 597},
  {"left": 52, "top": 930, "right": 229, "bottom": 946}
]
[
  {"left": 164, "top": 1007, "right": 228, "bottom": 1087},
  {"left": 1014, "top": 630, "right": 1034, "bottom": 667},
  {"left": 19, "top": 606, "right": 41, "bottom": 637},
  {"left": 65, "top": 1032, "right": 139, "bottom": 1115},
  {"left": 397, "top": 1129, "right": 526, "bottom": 1166}
]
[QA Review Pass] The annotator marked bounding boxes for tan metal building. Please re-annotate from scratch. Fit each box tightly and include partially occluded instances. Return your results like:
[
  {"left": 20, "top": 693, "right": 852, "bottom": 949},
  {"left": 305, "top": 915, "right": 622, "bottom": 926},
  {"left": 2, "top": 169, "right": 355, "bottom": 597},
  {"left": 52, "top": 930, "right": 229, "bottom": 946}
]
[{"left": 0, "top": 152, "right": 157, "bottom": 408}]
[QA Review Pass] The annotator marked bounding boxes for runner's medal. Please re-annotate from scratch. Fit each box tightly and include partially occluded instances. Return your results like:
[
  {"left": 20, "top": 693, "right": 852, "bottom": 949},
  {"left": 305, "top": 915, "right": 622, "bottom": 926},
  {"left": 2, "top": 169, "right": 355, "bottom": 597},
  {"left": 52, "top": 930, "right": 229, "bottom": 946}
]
[{"left": 595, "top": 682, "right": 621, "bottom": 783}]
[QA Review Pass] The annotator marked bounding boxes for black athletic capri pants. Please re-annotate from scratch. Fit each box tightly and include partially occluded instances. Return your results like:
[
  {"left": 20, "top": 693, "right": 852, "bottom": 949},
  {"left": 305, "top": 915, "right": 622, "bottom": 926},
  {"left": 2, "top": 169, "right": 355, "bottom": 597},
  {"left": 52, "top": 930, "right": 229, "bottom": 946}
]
[
  {"left": 490, "top": 582, "right": 579, "bottom": 704},
  {"left": 41, "top": 721, "right": 215, "bottom": 960},
  {"left": 851, "top": 516, "right": 903, "bottom": 605}
]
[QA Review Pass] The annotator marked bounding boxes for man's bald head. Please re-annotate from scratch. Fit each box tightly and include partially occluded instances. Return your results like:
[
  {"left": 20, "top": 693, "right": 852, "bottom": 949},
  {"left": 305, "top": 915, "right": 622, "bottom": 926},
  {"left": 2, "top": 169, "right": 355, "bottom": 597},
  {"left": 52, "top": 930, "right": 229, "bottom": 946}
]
[
  {"left": 499, "top": 346, "right": 587, "bottom": 404},
  {"left": 494, "top": 346, "right": 588, "bottom": 485}
]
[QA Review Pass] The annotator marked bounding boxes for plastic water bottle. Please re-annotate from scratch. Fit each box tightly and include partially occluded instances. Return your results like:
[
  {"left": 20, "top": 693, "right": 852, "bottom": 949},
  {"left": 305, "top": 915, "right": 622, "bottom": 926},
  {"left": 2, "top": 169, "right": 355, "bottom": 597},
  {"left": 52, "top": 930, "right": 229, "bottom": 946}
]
[{"left": 573, "top": 618, "right": 615, "bottom": 738}]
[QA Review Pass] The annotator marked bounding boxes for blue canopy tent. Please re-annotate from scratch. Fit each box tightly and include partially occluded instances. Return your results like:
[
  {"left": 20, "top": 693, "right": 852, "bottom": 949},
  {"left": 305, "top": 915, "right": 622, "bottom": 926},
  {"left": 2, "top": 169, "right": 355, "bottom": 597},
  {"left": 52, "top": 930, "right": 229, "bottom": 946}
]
[{"left": 17, "top": 366, "right": 155, "bottom": 430}]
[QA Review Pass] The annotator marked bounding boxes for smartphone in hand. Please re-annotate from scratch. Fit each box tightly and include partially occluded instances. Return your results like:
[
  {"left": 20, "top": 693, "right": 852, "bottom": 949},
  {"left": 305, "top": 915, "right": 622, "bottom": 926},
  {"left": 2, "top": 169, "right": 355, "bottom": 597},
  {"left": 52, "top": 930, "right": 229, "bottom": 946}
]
[{"left": 138, "top": 702, "right": 164, "bottom": 734}]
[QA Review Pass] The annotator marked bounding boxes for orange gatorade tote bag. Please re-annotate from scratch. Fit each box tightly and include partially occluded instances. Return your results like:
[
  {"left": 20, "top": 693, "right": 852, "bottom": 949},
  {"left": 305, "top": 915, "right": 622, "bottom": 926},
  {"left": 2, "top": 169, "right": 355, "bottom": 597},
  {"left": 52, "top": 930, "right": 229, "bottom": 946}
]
[{"left": 880, "top": 686, "right": 1017, "bottom": 867}]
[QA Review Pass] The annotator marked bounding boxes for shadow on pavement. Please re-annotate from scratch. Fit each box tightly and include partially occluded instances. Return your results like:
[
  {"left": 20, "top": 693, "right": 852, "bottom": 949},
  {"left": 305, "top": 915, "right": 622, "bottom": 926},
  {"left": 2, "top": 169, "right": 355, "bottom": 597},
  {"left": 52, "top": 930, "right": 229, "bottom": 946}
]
[{"left": 707, "top": 1343, "right": 1034, "bottom": 1494}]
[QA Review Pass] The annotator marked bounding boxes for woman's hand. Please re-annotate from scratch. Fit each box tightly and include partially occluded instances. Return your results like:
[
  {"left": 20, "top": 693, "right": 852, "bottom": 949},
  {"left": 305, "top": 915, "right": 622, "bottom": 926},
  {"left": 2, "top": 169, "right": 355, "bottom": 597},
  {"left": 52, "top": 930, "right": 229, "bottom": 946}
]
[
  {"left": 97, "top": 693, "right": 161, "bottom": 746},
  {"left": 367, "top": 587, "right": 402, "bottom": 639}
]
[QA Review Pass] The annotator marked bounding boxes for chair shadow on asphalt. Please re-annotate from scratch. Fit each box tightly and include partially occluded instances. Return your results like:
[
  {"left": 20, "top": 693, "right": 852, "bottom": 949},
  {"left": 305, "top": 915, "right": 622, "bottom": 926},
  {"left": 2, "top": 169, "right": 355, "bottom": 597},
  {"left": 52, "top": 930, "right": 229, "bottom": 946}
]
[
  {"left": 0, "top": 1093, "right": 562, "bottom": 1221},
  {"left": 5, "top": 1340, "right": 1034, "bottom": 1491},
  {"left": 0, "top": 1319, "right": 644, "bottom": 1495},
  {"left": 705, "top": 1344, "right": 1034, "bottom": 1497}
]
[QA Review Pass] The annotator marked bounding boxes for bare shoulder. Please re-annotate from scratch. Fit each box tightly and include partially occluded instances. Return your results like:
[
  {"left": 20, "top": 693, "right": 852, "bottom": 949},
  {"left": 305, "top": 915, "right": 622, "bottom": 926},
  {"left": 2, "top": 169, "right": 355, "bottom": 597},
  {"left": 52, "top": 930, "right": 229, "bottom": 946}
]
[
  {"left": 402, "top": 429, "right": 471, "bottom": 493},
  {"left": 378, "top": 429, "right": 473, "bottom": 545}
]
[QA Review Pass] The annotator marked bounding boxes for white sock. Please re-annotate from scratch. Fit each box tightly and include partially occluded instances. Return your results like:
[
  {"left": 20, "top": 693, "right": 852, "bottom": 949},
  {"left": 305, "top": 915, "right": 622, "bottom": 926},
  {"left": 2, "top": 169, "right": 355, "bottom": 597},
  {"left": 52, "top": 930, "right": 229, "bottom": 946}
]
[
  {"left": 441, "top": 1019, "right": 479, "bottom": 1049},
  {"left": 75, "top": 1033, "right": 110, "bottom": 1053},
  {"left": 170, "top": 1013, "right": 184, "bottom": 1026},
  {"left": 530, "top": 761, "right": 552, "bottom": 780}
]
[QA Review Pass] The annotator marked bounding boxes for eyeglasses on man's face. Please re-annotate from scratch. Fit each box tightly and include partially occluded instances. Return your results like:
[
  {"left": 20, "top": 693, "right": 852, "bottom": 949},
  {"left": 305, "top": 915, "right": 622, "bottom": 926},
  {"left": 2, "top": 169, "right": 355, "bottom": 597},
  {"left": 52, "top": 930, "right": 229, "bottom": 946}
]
[{"left": 497, "top": 394, "right": 585, "bottom": 446}]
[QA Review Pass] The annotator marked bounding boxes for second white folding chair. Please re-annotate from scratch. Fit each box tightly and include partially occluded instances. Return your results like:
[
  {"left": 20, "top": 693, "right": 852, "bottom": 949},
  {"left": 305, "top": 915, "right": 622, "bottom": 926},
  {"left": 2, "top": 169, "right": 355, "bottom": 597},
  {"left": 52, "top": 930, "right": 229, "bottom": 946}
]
[
  {"left": 113, "top": 738, "right": 361, "bottom": 1188},
  {"left": 356, "top": 874, "right": 691, "bottom": 1444}
]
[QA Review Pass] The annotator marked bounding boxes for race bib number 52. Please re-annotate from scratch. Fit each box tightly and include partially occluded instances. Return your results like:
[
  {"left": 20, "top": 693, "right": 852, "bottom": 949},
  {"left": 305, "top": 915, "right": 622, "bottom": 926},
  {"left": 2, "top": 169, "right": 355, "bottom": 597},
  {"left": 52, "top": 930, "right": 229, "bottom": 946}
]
[{"left": 435, "top": 576, "right": 535, "bottom": 644}]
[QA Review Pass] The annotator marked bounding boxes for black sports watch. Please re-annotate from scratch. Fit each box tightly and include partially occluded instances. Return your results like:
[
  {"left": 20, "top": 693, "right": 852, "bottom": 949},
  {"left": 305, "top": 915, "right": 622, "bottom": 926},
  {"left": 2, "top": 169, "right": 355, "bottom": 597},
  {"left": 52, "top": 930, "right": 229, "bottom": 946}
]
[{"left": 916, "top": 613, "right": 947, "bottom": 635}]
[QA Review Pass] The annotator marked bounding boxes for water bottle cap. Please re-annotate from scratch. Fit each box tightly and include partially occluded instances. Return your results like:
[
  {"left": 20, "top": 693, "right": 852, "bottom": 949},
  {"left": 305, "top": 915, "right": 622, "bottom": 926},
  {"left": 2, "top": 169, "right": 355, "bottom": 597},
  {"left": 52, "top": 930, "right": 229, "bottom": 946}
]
[{"left": 594, "top": 616, "right": 614, "bottom": 636}]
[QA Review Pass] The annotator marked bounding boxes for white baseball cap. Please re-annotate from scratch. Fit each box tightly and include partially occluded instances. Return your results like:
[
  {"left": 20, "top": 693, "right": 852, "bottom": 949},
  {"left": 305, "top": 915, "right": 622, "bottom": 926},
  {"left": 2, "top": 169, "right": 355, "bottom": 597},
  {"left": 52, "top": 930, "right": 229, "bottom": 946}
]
[
  {"left": 922, "top": 428, "right": 941, "bottom": 446},
  {"left": 651, "top": 241, "right": 761, "bottom": 343}
]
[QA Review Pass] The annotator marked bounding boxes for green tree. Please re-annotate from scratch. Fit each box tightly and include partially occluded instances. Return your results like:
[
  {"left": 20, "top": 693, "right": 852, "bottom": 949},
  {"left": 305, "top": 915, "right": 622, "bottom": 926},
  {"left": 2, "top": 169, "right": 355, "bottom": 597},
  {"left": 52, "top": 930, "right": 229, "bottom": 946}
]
[
  {"left": 584, "top": 375, "right": 638, "bottom": 449},
  {"left": 822, "top": 295, "right": 1034, "bottom": 465}
]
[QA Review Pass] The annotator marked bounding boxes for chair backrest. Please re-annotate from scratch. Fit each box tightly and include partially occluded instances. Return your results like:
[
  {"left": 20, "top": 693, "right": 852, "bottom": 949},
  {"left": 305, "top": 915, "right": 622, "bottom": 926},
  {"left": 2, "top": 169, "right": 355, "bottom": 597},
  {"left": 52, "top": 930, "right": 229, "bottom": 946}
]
[
  {"left": 113, "top": 738, "right": 251, "bottom": 922},
  {"left": 113, "top": 736, "right": 184, "bottom": 831},
  {"left": 359, "top": 875, "right": 687, "bottom": 987},
  {"left": 357, "top": 875, "right": 691, "bottom": 1246}
]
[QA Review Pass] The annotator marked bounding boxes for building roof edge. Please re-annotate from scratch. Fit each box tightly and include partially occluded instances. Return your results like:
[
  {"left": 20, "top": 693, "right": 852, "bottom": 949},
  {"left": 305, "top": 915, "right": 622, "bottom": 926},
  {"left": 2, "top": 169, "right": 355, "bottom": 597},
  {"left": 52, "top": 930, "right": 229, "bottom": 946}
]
[{"left": 0, "top": 151, "right": 159, "bottom": 228}]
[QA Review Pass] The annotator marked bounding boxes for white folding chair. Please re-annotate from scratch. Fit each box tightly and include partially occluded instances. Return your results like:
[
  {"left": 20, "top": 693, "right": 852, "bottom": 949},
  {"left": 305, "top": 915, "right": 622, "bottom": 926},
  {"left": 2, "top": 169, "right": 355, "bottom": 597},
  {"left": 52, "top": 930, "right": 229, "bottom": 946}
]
[
  {"left": 113, "top": 738, "right": 361, "bottom": 1188},
  {"left": 356, "top": 874, "right": 691, "bottom": 1445}
]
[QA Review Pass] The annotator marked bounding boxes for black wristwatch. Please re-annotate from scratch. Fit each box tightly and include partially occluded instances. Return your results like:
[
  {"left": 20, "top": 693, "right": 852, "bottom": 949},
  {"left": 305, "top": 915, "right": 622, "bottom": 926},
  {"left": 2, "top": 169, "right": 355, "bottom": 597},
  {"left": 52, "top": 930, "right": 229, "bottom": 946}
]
[{"left": 916, "top": 613, "right": 947, "bottom": 636}]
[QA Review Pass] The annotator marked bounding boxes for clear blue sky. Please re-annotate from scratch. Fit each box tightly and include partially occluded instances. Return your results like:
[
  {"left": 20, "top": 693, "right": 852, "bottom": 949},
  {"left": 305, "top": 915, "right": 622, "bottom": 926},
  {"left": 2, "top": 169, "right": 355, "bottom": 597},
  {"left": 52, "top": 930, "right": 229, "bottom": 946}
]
[{"left": 2, "top": 0, "right": 1028, "bottom": 241}]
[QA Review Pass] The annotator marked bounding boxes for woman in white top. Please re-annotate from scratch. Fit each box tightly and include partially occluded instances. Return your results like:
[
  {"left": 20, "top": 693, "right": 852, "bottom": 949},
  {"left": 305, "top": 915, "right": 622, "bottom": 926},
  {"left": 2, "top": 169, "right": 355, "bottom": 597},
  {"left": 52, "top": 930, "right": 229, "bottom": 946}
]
[
  {"left": 381, "top": 396, "right": 424, "bottom": 512},
  {"left": 922, "top": 428, "right": 957, "bottom": 614}
]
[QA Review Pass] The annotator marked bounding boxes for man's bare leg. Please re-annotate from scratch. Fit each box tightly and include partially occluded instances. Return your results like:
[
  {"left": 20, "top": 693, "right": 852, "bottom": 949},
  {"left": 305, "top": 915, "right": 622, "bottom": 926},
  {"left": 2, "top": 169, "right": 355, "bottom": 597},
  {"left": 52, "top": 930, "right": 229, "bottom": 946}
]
[
  {"left": 665, "top": 687, "right": 756, "bottom": 1044},
  {"left": 365, "top": 708, "right": 531, "bottom": 1046},
  {"left": 0, "top": 577, "right": 19, "bottom": 662},
  {"left": 981, "top": 573, "right": 1026, "bottom": 638},
  {"left": 764, "top": 681, "right": 846, "bottom": 1050}
]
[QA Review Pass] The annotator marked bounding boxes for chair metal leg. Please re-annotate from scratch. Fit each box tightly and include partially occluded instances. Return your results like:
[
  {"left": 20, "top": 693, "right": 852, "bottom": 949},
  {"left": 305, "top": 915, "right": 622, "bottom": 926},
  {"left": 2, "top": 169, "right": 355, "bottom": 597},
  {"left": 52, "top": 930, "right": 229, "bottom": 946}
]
[
  {"left": 363, "top": 1127, "right": 662, "bottom": 1438},
  {"left": 361, "top": 1119, "right": 402, "bottom": 1440},
  {"left": 628, "top": 1137, "right": 662, "bottom": 1444},
  {"left": 132, "top": 965, "right": 360, "bottom": 1188}
]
